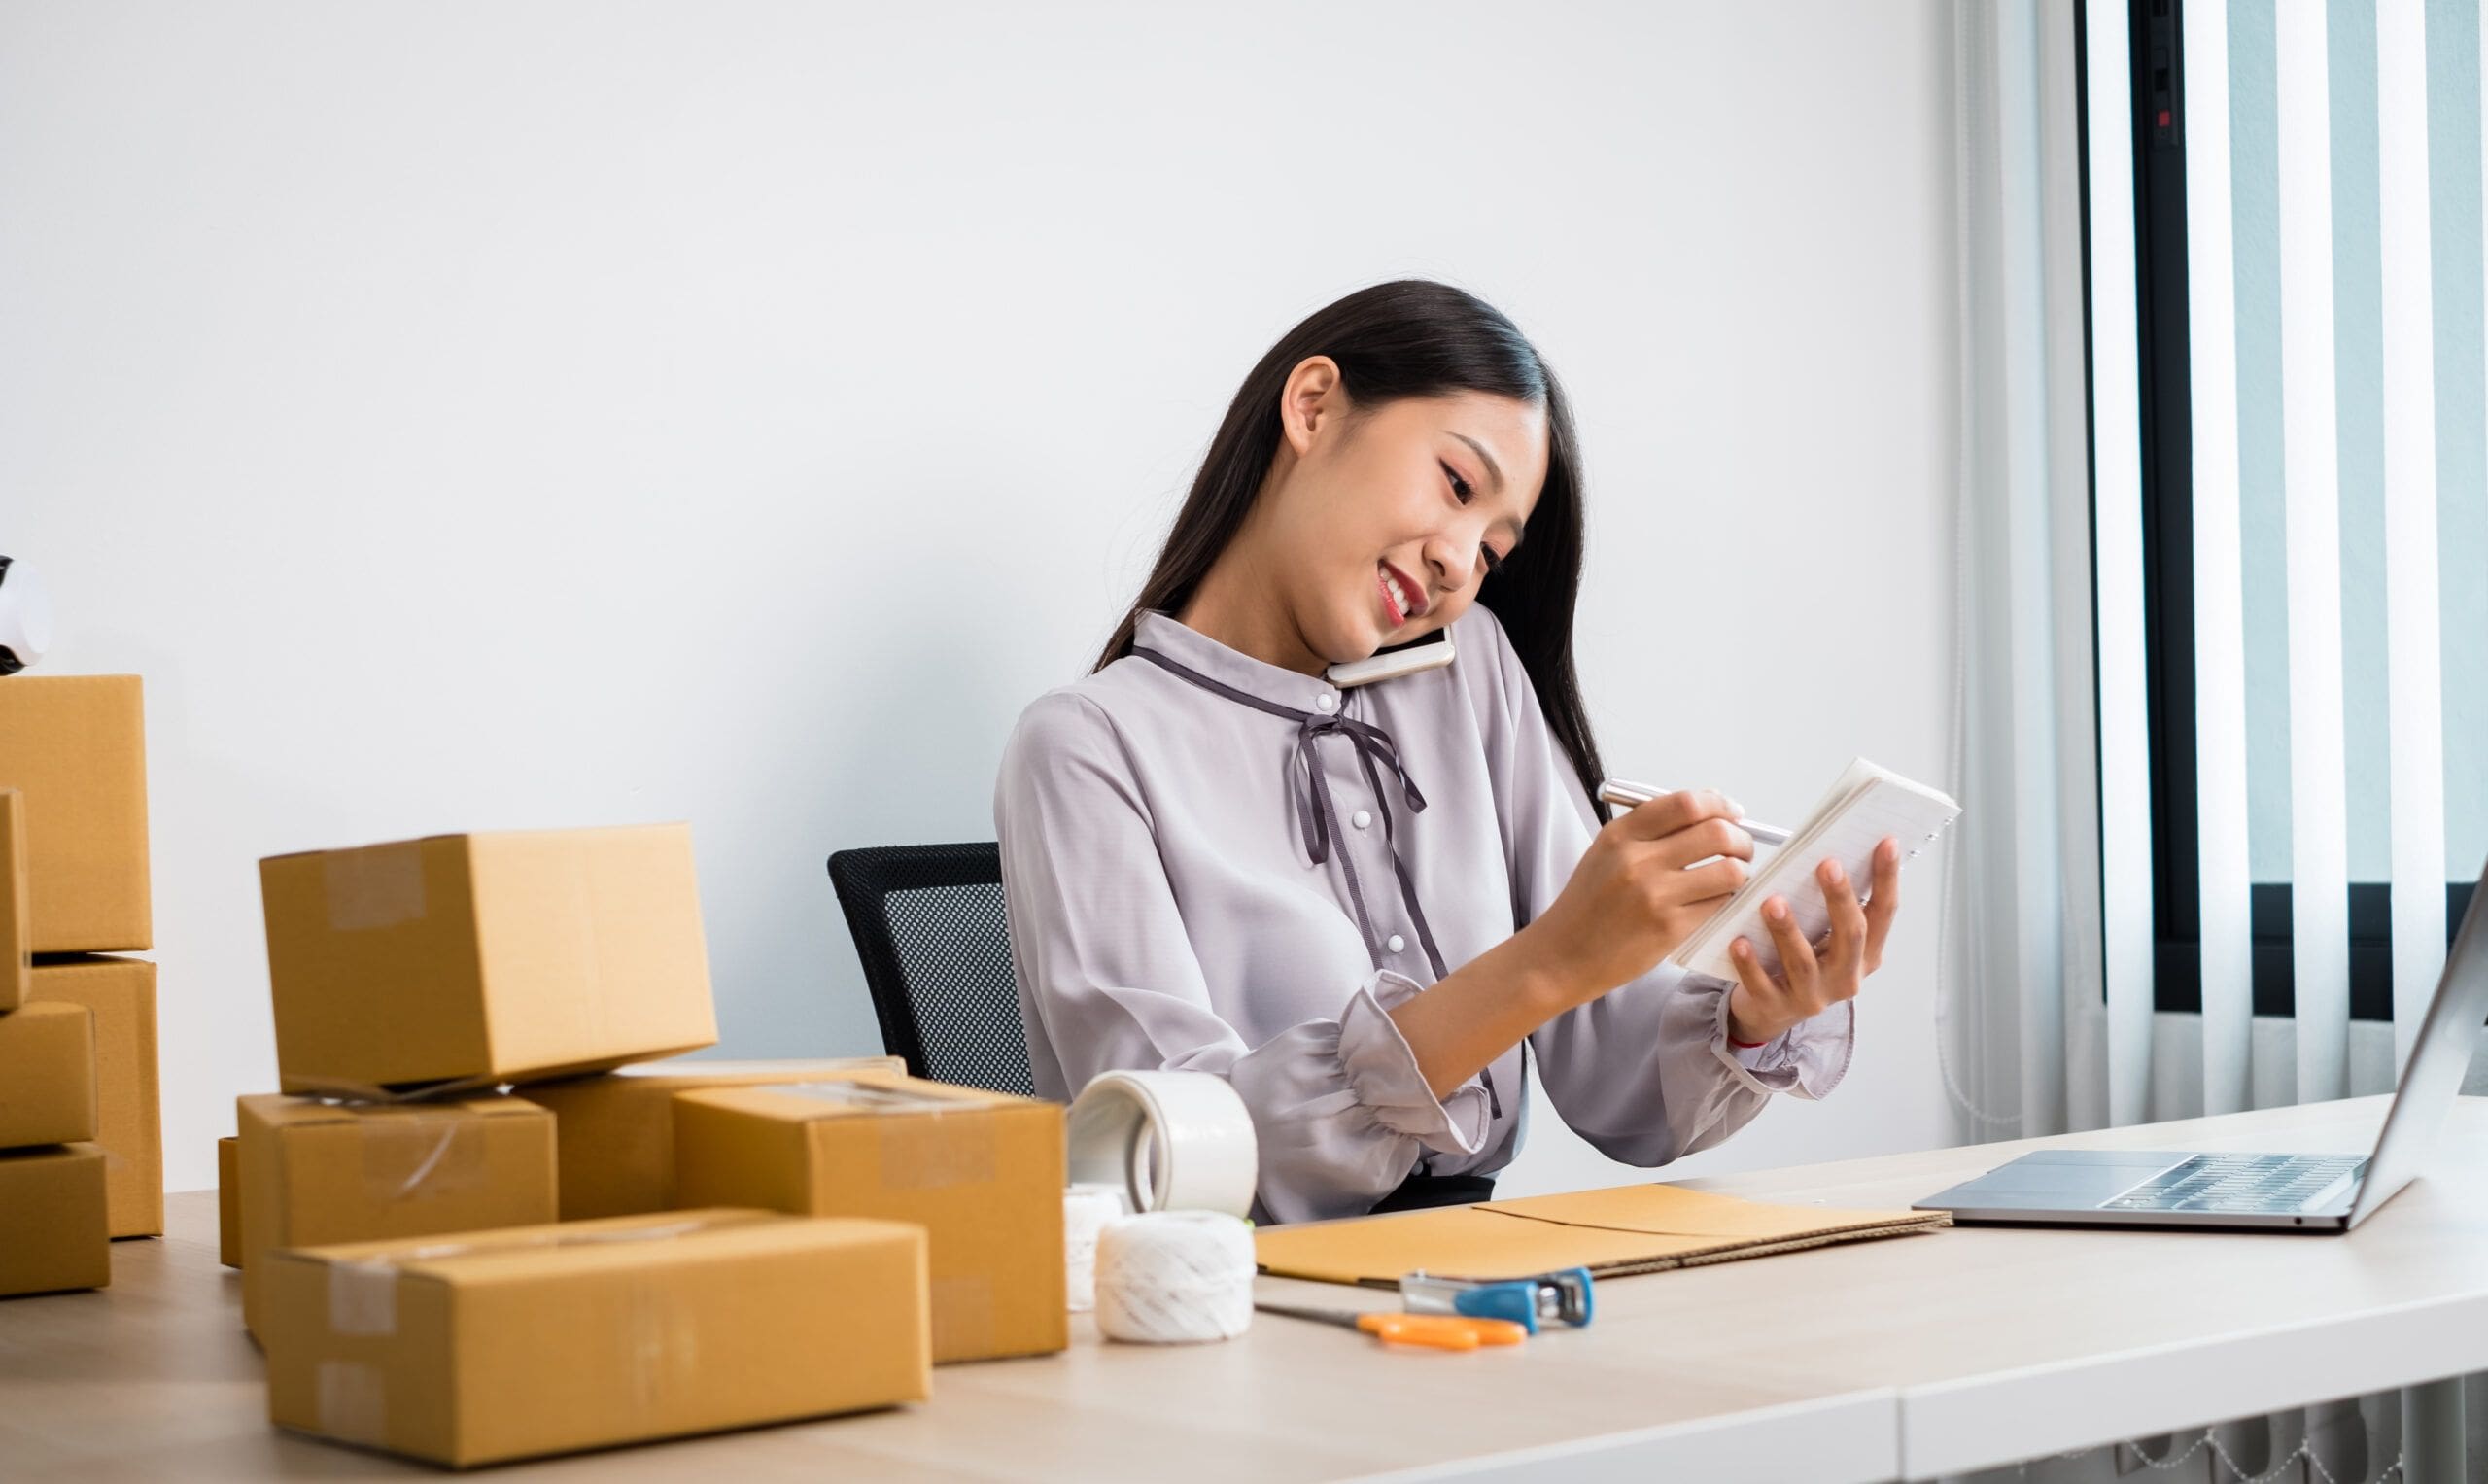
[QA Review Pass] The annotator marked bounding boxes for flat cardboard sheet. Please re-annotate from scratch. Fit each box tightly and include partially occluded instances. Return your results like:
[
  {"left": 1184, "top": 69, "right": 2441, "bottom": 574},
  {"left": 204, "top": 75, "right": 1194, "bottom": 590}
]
[
  {"left": 28, "top": 956, "right": 161, "bottom": 1235},
  {"left": 1253, "top": 1180, "right": 1950, "bottom": 1286}
]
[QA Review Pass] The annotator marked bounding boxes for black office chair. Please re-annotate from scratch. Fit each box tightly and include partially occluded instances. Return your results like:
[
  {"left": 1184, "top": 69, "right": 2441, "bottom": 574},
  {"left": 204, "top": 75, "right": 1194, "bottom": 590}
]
[{"left": 826, "top": 842, "right": 1036, "bottom": 1097}]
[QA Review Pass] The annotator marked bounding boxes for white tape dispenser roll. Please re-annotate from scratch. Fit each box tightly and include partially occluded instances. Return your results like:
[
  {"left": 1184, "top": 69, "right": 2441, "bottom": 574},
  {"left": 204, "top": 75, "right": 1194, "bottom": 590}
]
[{"left": 1064, "top": 1070, "right": 1259, "bottom": 1219}]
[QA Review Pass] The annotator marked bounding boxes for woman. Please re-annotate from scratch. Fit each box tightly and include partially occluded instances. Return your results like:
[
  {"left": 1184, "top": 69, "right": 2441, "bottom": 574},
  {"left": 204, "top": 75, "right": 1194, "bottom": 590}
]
[{"left": 995, "top": 280, "right": 1901, "bottom": 1225}]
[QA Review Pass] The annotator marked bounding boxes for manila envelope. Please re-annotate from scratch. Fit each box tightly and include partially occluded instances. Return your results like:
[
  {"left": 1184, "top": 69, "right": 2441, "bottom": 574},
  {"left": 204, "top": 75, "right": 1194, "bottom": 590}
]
[{"left": 1253, "top": 1181, "right": 1949, "bottom": 1287}]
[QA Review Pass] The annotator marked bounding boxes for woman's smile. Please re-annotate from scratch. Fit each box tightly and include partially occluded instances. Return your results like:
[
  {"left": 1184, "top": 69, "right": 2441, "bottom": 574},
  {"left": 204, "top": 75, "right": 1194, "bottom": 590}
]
[{"left": 1377, "top": 560, "right": 1426, "bottom": 628}]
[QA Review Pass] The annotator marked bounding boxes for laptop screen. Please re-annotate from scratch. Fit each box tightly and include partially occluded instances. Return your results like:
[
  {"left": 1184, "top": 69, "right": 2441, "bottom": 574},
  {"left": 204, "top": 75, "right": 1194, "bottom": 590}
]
[{"left": 2349, "top": 855, "right": 2488, "bottom": 1225}]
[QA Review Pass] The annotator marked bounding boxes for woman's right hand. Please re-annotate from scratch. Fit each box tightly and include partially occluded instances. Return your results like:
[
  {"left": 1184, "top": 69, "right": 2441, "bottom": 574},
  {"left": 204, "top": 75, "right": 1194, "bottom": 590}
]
[{"left": 1526, "top": 789, "right": 1753, "bottom": 1006}]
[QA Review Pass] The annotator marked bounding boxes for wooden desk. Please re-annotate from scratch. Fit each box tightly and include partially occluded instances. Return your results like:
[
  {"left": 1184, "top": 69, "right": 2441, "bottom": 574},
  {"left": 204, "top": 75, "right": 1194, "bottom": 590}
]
[
  {"left": 1675, "top": 1092, "right": 2488, "bottom": 1479},
  {"left": 2, "top": 1097, "right": 2481, "bottom": 1481}
]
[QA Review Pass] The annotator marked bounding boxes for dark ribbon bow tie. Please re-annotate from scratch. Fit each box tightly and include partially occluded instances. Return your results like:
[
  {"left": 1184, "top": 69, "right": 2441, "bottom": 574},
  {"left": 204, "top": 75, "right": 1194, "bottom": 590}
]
[{"left": 1132, "top": 646, "right": 1448, "bottom": 982}]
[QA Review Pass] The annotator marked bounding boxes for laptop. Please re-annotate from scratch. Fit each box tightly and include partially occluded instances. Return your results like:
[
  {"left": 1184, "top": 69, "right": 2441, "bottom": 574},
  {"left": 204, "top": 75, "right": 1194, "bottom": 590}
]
[{"left": 1915, "top": 856, "right": 2488, "bottom": 1233}]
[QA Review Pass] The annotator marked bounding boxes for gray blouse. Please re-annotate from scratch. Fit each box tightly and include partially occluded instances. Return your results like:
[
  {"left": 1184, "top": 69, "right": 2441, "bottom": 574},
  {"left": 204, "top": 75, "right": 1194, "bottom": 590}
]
[{"left": 994, "top": 605, "right": 1854, "bottom": 1225}]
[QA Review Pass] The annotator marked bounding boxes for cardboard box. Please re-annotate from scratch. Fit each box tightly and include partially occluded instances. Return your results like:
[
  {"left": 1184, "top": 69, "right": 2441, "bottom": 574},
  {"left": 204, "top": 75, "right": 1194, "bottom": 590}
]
[
  {"left": 0, "top": 675, "right": 151, "bottom": 953},
  {"left": 237, "top": 1093, "right": 557, "bottom": 1338},
  {"left": 0, "top": 1144, "right": 110, "bottom": 1296},
  {"left": 674, "top": 1076, "right": 1066, "bottom": 1363},
  {"left": 219, "top": 1136, "right": 241, "bottom": 1268},
  {"left": 0, "top": 999, "right": 97, "bottom": 1148},
  {"left": 262, "top": 1209, "right": 930, "bottom": 1467},
  {"left": 0, "top": 789, "right": 28, "bottom": 1010},
  {"left": 524, "top": 1055, "right": 905, "bottom": 1220},
  {"left": 259, "top": 824, "right": 718, "bottom": 1096},
  {"left": 28, "top": 956, "right": 162, "bottom": 1236}
]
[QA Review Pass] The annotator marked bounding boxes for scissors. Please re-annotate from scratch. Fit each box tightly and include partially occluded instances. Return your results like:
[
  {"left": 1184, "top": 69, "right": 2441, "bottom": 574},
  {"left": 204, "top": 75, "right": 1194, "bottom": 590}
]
[{"left": 1255, "top": 1300, "right": 1527, "bottom": 1351}]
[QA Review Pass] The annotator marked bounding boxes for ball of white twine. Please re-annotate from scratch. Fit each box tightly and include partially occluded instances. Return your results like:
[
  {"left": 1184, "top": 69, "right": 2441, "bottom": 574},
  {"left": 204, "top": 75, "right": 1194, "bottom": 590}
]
[
  {"left": 1092, "top": 1210, "right": 1255, "bottom": 1344},
  {"left": 1062, "top": 1184, "right": 1127, "bottom": 1313}
]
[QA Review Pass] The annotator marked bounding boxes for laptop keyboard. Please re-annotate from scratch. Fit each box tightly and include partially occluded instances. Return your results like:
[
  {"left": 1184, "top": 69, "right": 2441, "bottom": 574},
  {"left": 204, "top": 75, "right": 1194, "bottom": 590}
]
[{"left": 2098, "top": 1154, "right": 2368, "bottom": 1215}]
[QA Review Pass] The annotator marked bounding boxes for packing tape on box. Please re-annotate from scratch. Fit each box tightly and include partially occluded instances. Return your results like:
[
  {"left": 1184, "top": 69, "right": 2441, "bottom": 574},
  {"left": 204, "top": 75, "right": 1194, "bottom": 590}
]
[
  {"left": 929, "top": 1273, "right": 997, "bottom": 1360},
  {"left": 358, "top": 1110, "right": 489, "bottom": 1202},
  {"left": 1092, "top": 1210, "right": 1255, "bottom": 1344},
  {"left": 775, "top": 1079, "right": 956, "bottom": 1111},
  {"left": 323, "top": 1214, "right": 740, "bottom": 1338},
  {"left": 1064, "top": 1070, "right": 1258, "bottom": 1219},
  {"left": 323, "top": 843, "right": 427, "bottom": 931},
  {"left": 316, "top": 1228, "right": 703, "bottom": 1451},
  {"left": 775, "top": 1080, "right": 999, "bottom": 1191},
  {"left": 318, "top": 1361, "right": 389, "bottom": 1447}
]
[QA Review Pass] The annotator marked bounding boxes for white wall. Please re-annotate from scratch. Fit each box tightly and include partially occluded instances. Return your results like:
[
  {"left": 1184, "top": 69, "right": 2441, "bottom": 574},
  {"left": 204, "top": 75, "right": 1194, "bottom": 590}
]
[{"left": 1, "top": 0, "right": 1961, "bottom": 1196}]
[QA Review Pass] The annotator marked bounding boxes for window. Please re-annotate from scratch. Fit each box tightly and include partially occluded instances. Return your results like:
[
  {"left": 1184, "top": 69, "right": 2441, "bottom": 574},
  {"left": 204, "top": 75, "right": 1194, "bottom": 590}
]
[{"left": 2086, "top": 0, "right": 2485, "bottom": 1019}]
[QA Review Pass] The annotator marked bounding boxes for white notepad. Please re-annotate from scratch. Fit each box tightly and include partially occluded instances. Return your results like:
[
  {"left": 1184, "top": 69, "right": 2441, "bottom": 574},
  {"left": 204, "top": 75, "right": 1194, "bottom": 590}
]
[{"left": 1669, "top": 757, "right": 1962, "bottom": 984}]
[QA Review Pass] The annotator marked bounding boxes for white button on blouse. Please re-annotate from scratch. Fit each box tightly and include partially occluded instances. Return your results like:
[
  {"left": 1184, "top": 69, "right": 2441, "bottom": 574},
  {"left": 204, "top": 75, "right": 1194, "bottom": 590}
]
[{"left": 1351, "top": 809, "right": 1372, "bottom": 830}]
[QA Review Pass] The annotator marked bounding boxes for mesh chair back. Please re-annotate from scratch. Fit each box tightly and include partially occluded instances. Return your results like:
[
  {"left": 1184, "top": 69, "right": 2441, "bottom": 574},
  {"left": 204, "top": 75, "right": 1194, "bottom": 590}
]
[{"left": 827, "top": 842, "right": 1035, "bottom": 1096}]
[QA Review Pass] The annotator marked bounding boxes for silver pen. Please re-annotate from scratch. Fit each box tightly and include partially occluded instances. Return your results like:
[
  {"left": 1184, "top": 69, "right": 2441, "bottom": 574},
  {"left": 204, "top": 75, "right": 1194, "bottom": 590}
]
[{"left": 1596, "top": 778, "right": 1794, "bottom": 846}]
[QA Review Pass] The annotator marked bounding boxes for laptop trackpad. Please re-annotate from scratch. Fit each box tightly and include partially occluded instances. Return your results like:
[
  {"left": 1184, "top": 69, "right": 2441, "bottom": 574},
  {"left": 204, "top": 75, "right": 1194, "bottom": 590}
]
[{"left": 1920, "top": 1151, "right": 2183, "bottom": 1207}]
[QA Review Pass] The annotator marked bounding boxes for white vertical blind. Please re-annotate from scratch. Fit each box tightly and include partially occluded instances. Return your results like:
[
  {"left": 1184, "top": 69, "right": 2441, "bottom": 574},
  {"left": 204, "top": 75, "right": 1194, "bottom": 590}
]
[
  {"left": 1990, "top": 0, "right": 2065, "bottom": 1135},
  {"left": 2275, "top": 0, "right": 2351, "bottom": 1104},
  {"left": 2078, "top": 0, "right": 2472, "bottom": 1140},
  {"left": 2084, "top": 0, "right": 2155, "bottom": 1128},
  {"left": 2184, "top": 0, "right": 2251, "bottom": 1118},
  {"left": 2377, "top": 0, "right": 2445, "bottom": 1082}
]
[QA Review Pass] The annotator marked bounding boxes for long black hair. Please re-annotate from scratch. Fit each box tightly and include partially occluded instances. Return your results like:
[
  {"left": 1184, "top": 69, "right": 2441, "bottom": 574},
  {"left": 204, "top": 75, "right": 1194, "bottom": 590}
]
[{"left": 1096, "top": 279, "right": 1608, "bottom": 819}]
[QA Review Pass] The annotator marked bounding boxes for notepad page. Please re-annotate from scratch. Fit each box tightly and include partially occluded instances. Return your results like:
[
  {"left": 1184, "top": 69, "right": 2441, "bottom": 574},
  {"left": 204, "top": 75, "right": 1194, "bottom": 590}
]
[{"left": 1669, "top": 758, "right": 1962, "bottom": 984}]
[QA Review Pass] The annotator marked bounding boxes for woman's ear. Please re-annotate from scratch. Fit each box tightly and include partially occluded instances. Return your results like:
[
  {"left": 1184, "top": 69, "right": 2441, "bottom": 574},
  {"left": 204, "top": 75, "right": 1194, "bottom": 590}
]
[{"left": 1277, "top": 356, "right": 1344, "bottom": 459}]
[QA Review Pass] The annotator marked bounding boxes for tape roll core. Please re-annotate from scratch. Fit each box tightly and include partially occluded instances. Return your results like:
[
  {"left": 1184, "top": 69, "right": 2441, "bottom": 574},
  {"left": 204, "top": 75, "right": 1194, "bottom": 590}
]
[{"left": 1065, "top": 1071, "right": 1258, "bottom": 1219}]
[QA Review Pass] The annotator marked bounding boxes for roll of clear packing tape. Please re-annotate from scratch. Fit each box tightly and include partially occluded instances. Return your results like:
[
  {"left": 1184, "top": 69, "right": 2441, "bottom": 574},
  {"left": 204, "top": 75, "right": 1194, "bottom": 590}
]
[
  {"left": 1064, "top": 1070, "right": 1259, "bottom": 1219},
  {"left": 1092, "top": 1211, "right": 1255, "bottom": 1344},
  {"left": 1062, "top": 1184, "right": 1126, "bottom": 1313}
]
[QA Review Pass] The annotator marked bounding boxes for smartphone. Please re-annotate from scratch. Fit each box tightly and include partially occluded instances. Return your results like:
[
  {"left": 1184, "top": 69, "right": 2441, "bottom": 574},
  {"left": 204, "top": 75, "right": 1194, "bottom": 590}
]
[{"left": 1327, "top": 630, "right": 1454, "bottom": 689}]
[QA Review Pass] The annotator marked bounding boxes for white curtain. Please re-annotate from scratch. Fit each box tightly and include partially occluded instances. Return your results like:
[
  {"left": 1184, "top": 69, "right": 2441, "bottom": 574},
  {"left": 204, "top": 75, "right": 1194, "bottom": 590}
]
[
  {"left": 1942, "top": 2, "right": 2487, "bottom": 1479},
  {"left": 1945, "top": 0, "right": 2102, "bottom": 1150}
]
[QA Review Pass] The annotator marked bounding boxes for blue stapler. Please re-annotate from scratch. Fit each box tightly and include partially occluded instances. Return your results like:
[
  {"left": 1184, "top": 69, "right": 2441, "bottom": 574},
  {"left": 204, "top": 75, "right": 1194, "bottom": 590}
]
[{"left": 1398, "top": 1268, "right": 1595, "bottom": 1334}]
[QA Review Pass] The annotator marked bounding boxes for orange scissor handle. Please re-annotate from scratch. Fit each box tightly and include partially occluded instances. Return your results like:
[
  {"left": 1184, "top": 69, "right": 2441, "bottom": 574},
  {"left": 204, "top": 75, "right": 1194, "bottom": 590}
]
[{"left": 1354, "top": 1312, "right": 1529, "bottom": 1350}]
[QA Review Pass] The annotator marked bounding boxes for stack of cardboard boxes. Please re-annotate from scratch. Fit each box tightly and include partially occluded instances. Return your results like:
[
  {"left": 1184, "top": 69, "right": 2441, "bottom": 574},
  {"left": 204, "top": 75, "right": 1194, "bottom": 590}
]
[
  {"left": 233, "top": 824, "right": 720, "bottom": 1340},
  {"left": 234, "top": 821, "right": 1069, "bottom": 1467},
  {"left": 0, "top": 676, "right": 165, "bottom": 1298},
  {"left": 3, "top": 673, "right": 1079, "bottom": 1464}
]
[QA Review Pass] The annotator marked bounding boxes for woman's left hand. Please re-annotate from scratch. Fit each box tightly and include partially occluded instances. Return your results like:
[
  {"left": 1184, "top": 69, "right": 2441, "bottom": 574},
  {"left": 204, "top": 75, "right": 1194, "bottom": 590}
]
[{"left": 1723, "top": 836, "right": 1902, "bottom": 1047}]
